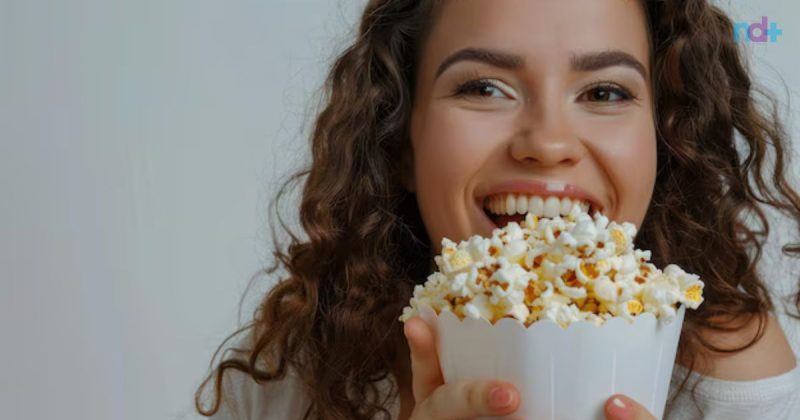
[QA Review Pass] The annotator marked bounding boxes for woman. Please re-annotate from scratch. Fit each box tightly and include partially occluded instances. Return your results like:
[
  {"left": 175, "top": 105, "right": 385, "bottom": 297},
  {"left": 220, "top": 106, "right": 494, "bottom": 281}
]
[{"left": 196, "top": 0, "right": 800, "bottom": 418}]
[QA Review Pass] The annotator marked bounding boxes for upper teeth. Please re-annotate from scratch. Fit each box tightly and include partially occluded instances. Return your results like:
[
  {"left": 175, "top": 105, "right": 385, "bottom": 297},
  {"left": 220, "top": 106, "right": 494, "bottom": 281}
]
[{"left": 485, "top": 193, "right": 591, "bottom": 218}]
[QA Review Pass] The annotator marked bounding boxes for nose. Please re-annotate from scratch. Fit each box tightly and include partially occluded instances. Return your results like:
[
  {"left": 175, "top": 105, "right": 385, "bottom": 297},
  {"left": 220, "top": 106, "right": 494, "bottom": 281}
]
[{"left": 509, "top": 99, "right": 585, "bottom": 168}]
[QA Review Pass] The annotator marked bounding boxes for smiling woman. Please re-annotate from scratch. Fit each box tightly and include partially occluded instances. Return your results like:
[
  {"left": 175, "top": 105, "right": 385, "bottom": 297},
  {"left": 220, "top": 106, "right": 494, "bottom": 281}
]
[{"left": 195, "top": 0, "right": 800, "bottom": 419}]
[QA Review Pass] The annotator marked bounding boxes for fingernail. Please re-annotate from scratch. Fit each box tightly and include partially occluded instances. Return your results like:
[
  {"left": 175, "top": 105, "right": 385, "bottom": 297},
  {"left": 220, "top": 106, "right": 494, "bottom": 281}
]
[
  {"left": 607, "top": 396, "right": 631, "bottom": 420},
  {"left": 489, "top": 386, "right": 513, "bottom": 409}
]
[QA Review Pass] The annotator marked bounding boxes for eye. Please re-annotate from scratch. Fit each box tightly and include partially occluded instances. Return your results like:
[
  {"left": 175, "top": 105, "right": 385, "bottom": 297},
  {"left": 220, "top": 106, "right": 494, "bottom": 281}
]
[
  {"left": 580, "top": 83, "right": 635, "bottom": 103},
  {"left": 453, "top": 79, "right": 513, "bottom": 100}
]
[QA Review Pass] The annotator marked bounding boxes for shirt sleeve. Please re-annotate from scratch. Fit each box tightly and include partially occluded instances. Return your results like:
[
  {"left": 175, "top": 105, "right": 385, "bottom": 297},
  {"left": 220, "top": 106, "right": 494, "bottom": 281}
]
[
  {"left": 205, "top": 331, "right": 312, "bottom": 420},
  {"left": 663, "top": 362, "right": 800, "bottom": 420},
  {"left": 208, "top": 366, "right": 311, "bottom": 420}
]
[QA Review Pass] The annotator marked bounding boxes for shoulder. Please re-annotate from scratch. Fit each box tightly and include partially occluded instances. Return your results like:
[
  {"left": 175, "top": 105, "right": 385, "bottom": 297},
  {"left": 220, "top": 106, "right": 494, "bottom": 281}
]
[
  {"left": 209, "top": 333, "right": 312, "bottom": 420},
  {"left": 683, "top": 312, "right": 797, "bottom": 381}
]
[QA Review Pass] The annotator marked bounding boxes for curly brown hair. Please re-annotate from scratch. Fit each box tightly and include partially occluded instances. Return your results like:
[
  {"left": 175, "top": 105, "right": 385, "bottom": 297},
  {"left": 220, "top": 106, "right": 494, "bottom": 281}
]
[{"left": 195, "top": 0, "right": 800, "bottom": 418}]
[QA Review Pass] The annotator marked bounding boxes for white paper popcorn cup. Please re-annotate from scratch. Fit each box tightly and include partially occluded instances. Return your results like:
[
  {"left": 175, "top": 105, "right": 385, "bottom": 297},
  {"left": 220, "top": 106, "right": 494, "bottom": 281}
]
[{"left": 417, "top": 303, "right": 686, "bottom": 420}]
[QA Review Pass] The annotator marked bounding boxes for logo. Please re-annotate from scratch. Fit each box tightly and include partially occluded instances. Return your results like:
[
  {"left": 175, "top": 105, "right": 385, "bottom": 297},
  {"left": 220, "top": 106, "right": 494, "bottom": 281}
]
[{"left": 734, "top": 16, "right": 783, "bottom": 43}]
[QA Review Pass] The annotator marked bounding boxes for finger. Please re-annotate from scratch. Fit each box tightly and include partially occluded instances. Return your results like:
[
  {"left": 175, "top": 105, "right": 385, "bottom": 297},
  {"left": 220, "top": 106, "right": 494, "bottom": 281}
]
[
  {"left": 416, "top": 379, "right": 520, "bottom": 419},
  {"left": 605, "top": 394, "right": 658, "bottom": 420},
  {"left": 403, "top": 316, "right": 443, "bottom": 402}
]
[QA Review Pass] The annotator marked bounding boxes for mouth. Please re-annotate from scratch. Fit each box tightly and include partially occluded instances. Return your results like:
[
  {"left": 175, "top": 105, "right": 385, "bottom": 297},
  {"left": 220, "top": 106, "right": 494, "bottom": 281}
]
[{"left": 478, "top": 193, "right": 604, "bottom": 229}]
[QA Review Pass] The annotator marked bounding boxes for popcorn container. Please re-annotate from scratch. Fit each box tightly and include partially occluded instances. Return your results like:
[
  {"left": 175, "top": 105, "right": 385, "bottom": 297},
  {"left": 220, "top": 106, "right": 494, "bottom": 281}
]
[{"left": 417, "top": 303, "right": 686, "bottom": 420}]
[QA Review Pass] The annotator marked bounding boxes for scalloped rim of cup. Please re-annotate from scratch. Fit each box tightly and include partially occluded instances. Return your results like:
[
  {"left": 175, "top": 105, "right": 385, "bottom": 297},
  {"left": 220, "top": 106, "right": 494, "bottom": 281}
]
[{"left": 417, "top": 302, "right": 685, "bottom": 331}]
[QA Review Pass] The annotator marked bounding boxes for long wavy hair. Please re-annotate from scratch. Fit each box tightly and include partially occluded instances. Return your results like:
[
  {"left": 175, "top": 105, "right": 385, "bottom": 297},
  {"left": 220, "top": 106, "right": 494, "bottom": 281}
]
[{"left": 195, "top": 0, "right": 800, "bottom": 418}]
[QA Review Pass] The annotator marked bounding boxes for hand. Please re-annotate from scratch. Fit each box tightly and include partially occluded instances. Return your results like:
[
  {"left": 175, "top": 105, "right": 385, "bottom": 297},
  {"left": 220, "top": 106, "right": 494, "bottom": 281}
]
[
  {"left": 604, "top": 394, "right": 657, "bottom": 420},
  {"left": 403, "top": 316, "right": 521, "bottom": 419}
]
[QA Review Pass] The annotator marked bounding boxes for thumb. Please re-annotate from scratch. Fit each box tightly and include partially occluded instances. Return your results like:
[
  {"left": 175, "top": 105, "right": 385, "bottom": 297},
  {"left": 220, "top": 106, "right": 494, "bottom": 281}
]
[
  {"left": 403, "top": 317, "right": 443, "bottom": 402},
  {"left": 604, "top": 394, "right": 657, "bottom": 420}
]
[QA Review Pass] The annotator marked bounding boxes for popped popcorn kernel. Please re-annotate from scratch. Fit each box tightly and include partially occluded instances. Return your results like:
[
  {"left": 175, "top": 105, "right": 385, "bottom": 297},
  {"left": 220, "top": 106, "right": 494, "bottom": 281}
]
[
  {"left": 684, "top": 284, "right": 704, "bottom": 307},
  {"left": 626, "top": 299, "right": 644, "bottom": 316},
  {"left": 448, "top": 249, "right": 473, "bottom": 271},
  {"left": 611, "top": 228, "right": 627, "bottom": 252}
]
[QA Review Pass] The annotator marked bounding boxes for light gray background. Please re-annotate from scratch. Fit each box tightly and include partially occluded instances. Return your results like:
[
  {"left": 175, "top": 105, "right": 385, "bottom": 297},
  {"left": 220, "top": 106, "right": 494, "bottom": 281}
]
[{"left": 1, "top": 1, "right": 797, "bottom": 419}]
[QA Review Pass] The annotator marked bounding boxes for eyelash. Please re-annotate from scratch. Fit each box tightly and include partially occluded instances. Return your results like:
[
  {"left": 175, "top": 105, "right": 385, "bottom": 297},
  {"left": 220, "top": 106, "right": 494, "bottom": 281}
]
[{"left": 452, "top": 78, "right": 636, "bottom": 103}]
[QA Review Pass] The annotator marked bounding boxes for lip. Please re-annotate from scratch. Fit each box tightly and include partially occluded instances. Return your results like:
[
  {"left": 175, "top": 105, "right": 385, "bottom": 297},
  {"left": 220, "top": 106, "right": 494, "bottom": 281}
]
[{"left": 476, "top": 179, "right": 605, "bottom": 214}]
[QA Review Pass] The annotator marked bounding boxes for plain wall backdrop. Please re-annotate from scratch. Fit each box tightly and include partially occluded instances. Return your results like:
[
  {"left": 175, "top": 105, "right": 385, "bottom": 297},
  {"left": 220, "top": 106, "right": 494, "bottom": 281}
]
[{"left": 1, "top": 1, "right": 798, "bottom": 419}]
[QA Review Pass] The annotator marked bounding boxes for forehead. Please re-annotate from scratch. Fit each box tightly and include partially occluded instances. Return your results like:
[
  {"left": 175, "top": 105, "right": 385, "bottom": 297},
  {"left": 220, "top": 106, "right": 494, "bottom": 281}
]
[{"left": 421, "top": 0, "right": 650, "bottom": 76}]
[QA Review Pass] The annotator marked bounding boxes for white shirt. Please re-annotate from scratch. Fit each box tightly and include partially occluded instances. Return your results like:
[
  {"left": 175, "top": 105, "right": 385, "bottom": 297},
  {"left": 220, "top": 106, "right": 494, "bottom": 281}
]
[
  {"left": 663, "top": 362, "right": 800, "bottom": 419},
  {"left": 209, "top": 336, "right": 800, "bottom": 420}
]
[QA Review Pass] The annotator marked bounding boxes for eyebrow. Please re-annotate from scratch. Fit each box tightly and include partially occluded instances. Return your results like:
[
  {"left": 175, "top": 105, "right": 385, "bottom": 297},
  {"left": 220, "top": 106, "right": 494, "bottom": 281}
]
[
  {"left": 434, "top": 47, "right": 648, "bottom": 81},
  {"left": 435, "top": 47, "right": 524, "bottom": 79}
]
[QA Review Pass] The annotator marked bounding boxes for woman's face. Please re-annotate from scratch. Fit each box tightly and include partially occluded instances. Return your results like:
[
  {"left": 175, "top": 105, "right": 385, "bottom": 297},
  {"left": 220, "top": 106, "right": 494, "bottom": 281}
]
[{"left": 407, "top": 0, "right": 657, "bottom": 253}]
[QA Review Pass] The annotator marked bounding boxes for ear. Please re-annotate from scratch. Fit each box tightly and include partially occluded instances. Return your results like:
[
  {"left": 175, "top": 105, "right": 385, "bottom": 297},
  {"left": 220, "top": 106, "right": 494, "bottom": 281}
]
[{"left": 400, "top": 146, "right": 416, "bottom": 193}]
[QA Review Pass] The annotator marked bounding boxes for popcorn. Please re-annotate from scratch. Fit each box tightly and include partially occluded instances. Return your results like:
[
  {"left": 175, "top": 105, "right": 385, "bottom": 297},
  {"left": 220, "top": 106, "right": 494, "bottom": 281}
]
[
  {"left": 399, "top": 204, "right": 705, "bottom": 328},
  {"left": 664, "top": 264, "right": 705, "bottom": 309}
]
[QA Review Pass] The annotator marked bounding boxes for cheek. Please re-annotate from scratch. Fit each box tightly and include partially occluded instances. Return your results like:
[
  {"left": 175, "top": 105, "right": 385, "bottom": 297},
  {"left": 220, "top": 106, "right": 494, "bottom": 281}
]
[
  {"left": 414, "top": 107, "right": 507, "bottom": 180},
  {"left": 588, "top": 120, "right": 657, "bottom": 228},
  {"left": 412, "top": 107, "right": 510, "bottom": 247}
]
